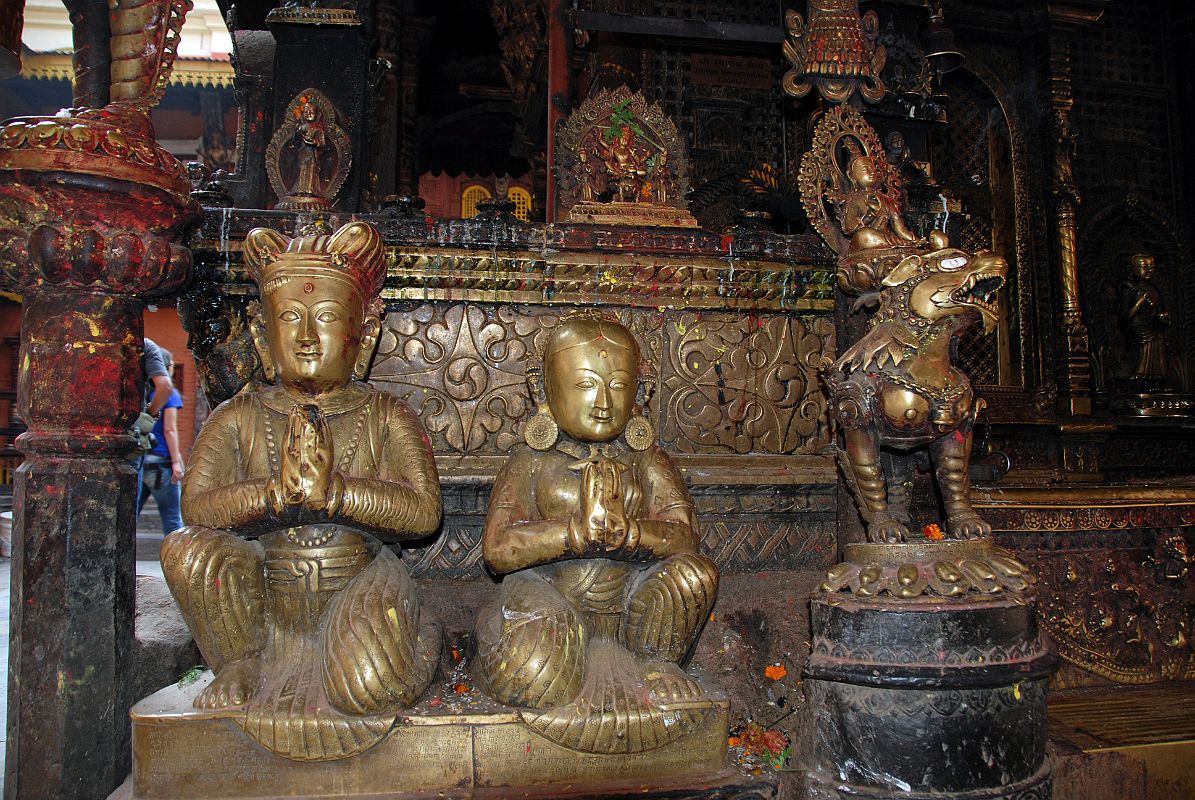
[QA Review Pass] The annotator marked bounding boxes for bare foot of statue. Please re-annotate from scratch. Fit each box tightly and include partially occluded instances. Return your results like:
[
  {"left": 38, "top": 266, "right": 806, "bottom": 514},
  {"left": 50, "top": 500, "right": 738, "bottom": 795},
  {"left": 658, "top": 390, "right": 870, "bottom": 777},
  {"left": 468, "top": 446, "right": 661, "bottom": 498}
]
[
  {"left": 644, "top": 661, "right": 703, "bottom": 703},
  {"left": 195, "top": 658, "right": 261, "bottom": 709}
]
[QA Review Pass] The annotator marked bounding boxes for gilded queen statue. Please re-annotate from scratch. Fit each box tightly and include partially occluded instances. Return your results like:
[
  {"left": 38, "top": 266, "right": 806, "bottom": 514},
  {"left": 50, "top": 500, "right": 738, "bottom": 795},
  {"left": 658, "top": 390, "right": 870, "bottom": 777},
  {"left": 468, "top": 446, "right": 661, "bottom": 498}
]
[
  {"left": 161, "top": 221, "right": 442, "bottom": 761},
  {"left": 475, "top": 311, "right": 721, "bottom": 754}
]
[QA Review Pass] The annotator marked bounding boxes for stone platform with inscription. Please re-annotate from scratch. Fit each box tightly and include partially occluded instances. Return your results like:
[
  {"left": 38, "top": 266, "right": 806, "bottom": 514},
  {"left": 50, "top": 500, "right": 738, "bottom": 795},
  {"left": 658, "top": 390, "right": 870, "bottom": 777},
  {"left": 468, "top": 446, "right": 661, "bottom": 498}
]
[{"left": 122, "top": 671, "right": 732, "bottom": 799}]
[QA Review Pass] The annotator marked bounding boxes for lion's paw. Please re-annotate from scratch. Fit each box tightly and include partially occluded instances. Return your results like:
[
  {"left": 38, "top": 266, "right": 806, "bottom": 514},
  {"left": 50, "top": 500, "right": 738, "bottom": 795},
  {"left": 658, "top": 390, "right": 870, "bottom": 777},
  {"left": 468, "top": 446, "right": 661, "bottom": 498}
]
[
  {"left": 948, "top": 514, "right": 991, "bottom": 540},
  {"left": 867, "top": 518, "right": 910, "bottom": 543}
]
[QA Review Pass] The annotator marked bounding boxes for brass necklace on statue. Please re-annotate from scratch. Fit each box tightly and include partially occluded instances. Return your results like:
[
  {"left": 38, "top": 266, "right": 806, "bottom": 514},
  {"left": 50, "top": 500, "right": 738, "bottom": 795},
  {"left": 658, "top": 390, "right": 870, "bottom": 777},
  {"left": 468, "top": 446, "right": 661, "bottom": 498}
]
[{"left": 555, "top": 437, "right": 628, "bottom": 470}]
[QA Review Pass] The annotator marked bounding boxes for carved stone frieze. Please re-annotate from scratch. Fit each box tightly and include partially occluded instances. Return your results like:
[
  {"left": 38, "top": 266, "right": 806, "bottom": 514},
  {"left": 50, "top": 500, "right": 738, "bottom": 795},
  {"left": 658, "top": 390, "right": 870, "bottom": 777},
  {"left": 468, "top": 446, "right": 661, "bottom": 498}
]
[
  {"left": 659, "top": 312, "right": 834, "bottom": 455},
  {"left": 1015, "top": 529, "right": 1195, "bottom": 683},
  {"left": 984, "top": 505, "right": 1195, "bottom": 532},
  {"left": 370, "top": 304, "right": 663, "bottom": 456},
  {"left": 370, "top": 304, "right": 542, "bottom": 453},
  {"left": 701, "top": 521, "right": 835, "bottom": 574},
  {"left": 339, "top": 303, "right": 838, "bottom": 467}
]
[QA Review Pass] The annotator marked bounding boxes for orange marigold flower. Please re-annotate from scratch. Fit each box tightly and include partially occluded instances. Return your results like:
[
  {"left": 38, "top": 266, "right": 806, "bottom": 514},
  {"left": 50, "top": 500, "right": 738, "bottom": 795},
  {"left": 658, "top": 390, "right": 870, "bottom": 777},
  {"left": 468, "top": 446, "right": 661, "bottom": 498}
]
[
  {"left": 727, "top": 736, "right": 742, "bottom": 747},
  {"left": 924, "top": 523, "right": 944, "bottom": 541},
  {"left": 454, "top": 683, "right": 470, "bottom": 694},
  {"left": 764, "top": 663, "right": 787, "bottom": 681}
]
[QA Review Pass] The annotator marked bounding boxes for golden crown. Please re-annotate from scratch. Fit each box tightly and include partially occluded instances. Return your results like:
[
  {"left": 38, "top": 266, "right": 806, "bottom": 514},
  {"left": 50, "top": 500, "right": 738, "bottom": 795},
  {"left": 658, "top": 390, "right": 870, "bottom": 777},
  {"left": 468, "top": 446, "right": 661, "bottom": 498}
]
[{"left": 243, "top": 221, "right": 386, "bottom": 301}]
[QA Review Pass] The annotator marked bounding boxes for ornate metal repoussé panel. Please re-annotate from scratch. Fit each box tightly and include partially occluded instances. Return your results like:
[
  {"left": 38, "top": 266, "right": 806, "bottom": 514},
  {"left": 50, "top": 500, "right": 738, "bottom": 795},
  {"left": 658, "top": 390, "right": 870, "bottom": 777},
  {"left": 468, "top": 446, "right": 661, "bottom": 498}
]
[{"left": 185, "top": 209, "right": 838, "bottom": 578}]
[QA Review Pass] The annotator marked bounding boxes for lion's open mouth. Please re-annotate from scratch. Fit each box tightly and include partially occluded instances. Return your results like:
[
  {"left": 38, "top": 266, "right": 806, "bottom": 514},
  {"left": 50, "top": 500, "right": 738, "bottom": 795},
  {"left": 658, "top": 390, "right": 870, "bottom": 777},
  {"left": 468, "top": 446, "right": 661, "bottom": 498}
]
[{"left": 951, "top": 273, "right": 1005, "bottom": 315}]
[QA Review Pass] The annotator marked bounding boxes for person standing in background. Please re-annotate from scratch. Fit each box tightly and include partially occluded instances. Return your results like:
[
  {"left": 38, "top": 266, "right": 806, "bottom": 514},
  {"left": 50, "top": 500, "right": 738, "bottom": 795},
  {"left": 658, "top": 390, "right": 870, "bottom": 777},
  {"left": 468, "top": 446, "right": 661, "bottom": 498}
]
[
  {"left": 135, "top": 337, "right": 175, "bottom": 511},
  {"left": 142, "top": 338, "right": 173, "bottom": 419},
  {"left": 138, "top": 347, "right": 185, "bottom": 533}
]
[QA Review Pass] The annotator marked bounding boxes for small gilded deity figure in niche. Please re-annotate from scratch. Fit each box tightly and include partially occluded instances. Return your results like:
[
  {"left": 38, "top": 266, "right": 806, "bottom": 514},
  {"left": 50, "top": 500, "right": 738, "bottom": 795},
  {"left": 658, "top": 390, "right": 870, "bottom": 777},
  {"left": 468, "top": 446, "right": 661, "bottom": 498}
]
[
  {"left": 475, "top": 311, "right": 721, "bottom": 754},
  {"left": 161, "top": 221, "right": 442, "bottom": 762},
  {"left": 266, "top": 89, "right": 351, "bottom": 211},
  {"left": 556, "top": 86, "right": 696, "bottom": 226},
  {"left": 600, "top": 125, "right": 650, "bottom": 203},
  {"left": 294, "top": 100, "right": 328, "bottom": 198},
  {"left": 839, "top": 150, "right": 919, "bottom": 253},
  {"left": 1118, "top": 251, "right": 1171, "bottom": 382},
  {"left": 572, "top": 147, "right": 598, "bottom": 202}
]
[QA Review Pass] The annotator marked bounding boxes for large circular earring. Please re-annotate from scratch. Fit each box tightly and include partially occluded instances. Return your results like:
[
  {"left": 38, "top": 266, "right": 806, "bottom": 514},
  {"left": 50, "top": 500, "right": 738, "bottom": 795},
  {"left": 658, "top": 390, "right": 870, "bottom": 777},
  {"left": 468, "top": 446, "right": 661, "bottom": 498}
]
[
  {"left": 352, "top": 354, "right": 371, "bottom": 381},
  {"left": 522, "top": 366, "right": 558, "bottom": 450},
  {"left": 625, "top": 375, "right": 657, "bottom": 451},
  {"left": 624, "top": 414, "right": 654, "bottom": 451},
  {"left": 524, "top": 409, "right": 559, "bottom": 451}
]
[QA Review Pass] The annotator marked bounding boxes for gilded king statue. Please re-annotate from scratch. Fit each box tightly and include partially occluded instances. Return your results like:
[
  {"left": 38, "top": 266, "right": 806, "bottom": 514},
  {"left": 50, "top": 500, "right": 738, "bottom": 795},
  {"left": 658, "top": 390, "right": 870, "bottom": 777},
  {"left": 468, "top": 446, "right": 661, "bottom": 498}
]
[
  {"left": 474, "top": 310, "right": 722, "bottom": 753},
  {"left": 160, "top": 221, "right": 443, "bottom": 761}
]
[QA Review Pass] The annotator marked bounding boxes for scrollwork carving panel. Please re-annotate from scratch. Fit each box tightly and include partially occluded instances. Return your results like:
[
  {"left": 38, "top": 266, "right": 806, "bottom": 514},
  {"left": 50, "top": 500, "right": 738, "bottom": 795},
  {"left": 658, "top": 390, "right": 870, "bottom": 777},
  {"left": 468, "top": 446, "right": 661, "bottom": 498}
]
[
  {"left": 658, "top": 312, "right": 833, "bottom": 455},
  {"left": 369, "top": 304, "right": 667, "bottom": 455},
  {"left": 370, "top": 304, "right": 549, "bottom": 453}
]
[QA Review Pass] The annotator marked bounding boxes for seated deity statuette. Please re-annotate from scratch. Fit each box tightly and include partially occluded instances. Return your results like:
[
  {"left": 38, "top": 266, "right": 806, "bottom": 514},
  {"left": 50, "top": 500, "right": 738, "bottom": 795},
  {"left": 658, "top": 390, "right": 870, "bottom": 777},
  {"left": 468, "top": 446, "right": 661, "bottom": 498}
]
[
  {"left": 475, "top": 310, "right": 721, "bottom": 753},
  {"left": 161, "top": 221, "right": 442, "bottom": 761}
]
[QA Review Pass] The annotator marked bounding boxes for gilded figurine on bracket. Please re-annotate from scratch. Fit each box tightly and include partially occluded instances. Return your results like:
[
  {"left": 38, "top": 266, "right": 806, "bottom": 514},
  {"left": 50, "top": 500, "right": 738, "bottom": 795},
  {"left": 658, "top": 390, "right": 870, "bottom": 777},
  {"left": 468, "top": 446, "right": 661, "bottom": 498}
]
[
  {"left": 474, "top": 310, "right": 722, "bottom": 754},
  {"left": 161, "top": 221, "right": 442, "bottom": 761},
  {"left": 800, "top": 107, "right": 1008, "bottom": 546}
]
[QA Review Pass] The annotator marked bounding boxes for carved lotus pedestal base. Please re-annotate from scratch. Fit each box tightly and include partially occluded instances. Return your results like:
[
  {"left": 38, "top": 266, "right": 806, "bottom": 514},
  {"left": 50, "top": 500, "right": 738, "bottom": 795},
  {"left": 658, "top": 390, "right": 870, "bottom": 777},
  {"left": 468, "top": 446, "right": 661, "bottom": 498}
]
[
  {"left": 567, "top": 201, "right": 699, "bottom": 228},
  {"left": 801, "top": 539, "right": 1057, "bottom": 800},
  {"left": 123, "top": 671, "right": 736, "bottom": 799}
]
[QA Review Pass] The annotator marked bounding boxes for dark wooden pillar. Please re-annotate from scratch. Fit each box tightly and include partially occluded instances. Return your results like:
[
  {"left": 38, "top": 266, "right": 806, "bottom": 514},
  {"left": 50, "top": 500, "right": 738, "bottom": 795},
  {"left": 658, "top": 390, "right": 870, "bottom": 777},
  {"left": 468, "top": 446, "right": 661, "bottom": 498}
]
[
  {"left": 0, "top": 0, "right": 22, "bottom": 79},
  {"left": 9, "top": 290, "right": 142, "bottom": 797},
  {"left": 370, "top": 0, "right": 401, "bottom": 203},
  {"left": 545, "top": 0, "right": 571, "bottom": 222},
  {"left": 397, "top": 16, "right": 433, "bottom": 198},
  {"left": 0, "top": 118, "right": 198, "bottom": 797}
]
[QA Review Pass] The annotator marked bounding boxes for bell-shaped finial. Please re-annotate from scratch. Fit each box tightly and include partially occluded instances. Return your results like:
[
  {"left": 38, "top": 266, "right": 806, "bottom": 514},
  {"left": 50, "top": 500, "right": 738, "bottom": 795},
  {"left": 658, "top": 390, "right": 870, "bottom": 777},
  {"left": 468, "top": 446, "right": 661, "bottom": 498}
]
[{"left": 782, "top": 0, "right": 888, "bottom": 104}]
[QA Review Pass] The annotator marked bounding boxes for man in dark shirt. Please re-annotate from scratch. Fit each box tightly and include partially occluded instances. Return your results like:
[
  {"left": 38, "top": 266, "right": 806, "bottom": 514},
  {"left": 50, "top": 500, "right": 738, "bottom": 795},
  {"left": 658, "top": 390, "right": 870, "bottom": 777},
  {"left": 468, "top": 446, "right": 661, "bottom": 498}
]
[
  {"left": 142, "top": 338, "right": 173, "bottom": 418},
  {"left": 135, "top": 338, "right": 175, "bottom": 519}
]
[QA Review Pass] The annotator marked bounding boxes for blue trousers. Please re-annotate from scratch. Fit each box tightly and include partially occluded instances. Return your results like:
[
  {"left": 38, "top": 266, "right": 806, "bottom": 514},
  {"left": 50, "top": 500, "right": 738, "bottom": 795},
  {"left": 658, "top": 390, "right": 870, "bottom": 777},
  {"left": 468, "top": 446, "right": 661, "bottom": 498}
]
[{"left": 138, "top": 455, "right": 183, "bottom": 534}]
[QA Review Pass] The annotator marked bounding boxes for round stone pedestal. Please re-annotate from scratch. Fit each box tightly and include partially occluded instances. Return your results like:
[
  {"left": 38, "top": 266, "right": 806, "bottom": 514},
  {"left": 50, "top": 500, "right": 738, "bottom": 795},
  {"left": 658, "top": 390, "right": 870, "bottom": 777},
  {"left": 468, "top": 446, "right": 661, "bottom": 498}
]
[{"left": 802, "top": 539, "right": 1056, "bottom": 799}]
